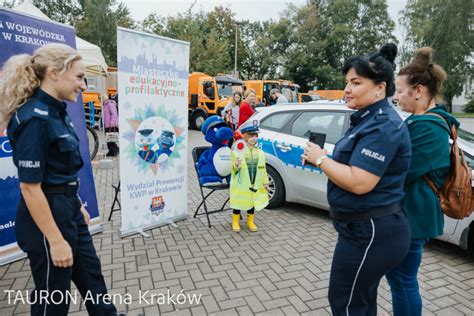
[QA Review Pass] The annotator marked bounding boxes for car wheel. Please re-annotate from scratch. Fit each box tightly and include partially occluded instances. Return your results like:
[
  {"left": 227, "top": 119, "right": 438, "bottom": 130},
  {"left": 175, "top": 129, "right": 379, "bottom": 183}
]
[
  {"left": 266, "top": 165, "right": 285, "bottom": 209},
  {"left": 469, "top": 222, "right": 474, "bottom": 253},
  {"left": 192, "top": 112, "right": 206, "bottom": 131}
]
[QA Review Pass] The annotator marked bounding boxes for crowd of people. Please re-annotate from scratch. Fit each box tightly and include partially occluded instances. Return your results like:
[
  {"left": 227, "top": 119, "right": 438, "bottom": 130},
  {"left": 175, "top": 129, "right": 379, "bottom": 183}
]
[
  {"left": 224, "top": 43, "right": 456, "bottom": 316},
  {"left": 0, "top": 40, "right": 458, "bottom": 316}
]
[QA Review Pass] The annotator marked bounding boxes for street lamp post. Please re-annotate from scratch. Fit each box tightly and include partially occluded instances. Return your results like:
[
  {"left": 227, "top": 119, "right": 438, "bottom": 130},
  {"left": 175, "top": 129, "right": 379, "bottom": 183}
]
[{"left": 233, "top": 23, "right": 239, "bottom": 78}]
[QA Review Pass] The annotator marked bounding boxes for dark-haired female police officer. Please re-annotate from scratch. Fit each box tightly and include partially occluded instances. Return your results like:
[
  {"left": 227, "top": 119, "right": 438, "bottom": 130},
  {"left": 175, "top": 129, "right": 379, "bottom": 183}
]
[
  {"left": 303, "top": 44, "right": 412, "bottom": 316},
  {"left": 3, "top": 44, "right": 116, "bottom": 315}
]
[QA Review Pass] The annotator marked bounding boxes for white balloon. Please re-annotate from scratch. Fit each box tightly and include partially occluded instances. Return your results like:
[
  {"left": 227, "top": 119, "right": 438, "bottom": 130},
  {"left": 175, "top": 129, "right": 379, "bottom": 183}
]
[{"left": 213, "top": 147, "right": 232, "bottom": 177}]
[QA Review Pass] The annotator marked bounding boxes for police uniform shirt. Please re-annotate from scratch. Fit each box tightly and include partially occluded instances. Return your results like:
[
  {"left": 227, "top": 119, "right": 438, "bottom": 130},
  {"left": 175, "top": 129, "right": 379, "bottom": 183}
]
[
  {"left": 7, "top": 89, "right": 84, "bottom": 184},
  {"left": 327, "top": 98, "right": 411, "bottom": 213}
]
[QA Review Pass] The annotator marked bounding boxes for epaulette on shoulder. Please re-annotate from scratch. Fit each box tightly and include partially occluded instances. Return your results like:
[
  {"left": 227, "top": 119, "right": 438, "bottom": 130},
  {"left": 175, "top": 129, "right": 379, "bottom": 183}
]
[
  {"left": 377, "top": 107, "right": 404, "bottom": 129},
  {"left": 18, "top": 100, "right": 49, "bottom": 122},
  {"left": 374, "top": 111, "right": 389, "bottom": 122},
  {"left": 31, "top": 103, "right": 49, "bottom": 120}
]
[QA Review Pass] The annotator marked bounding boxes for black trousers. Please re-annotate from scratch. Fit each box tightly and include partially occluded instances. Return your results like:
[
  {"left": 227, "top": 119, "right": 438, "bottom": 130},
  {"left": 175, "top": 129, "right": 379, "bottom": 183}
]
[
  {"left": 106, "top": 142, "right": 119, "bottom": 156},
  {"left": 105, "top": 127, "right": 119, "bottom": 156},
  {"left": 328, "top": 210, "right": 411, "bottom": 316},
  {"left": 233, "top": 208, "right": 254, "bottom": 215},
  {"left": 16, "top": 193, "right": 116, "bottom": 316}
]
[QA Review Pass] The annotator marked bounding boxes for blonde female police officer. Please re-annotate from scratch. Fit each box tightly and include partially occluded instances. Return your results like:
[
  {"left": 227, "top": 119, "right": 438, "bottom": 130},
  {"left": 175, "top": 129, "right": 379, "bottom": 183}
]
[
  {"left": 1, "top": 44, "right": 116, "bottom": 315},
  {"left": 303, "top": 44, "right": 412, "bottom": 315}
]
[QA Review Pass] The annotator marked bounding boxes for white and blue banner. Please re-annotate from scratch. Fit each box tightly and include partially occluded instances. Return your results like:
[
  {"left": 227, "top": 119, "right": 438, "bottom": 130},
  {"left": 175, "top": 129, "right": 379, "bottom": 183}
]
[
  {"left": 0, "top": 8, "right": 101, "bottom": 265},
  {"left": 117, "top": 27, "right": 189, "bottom": 237}
]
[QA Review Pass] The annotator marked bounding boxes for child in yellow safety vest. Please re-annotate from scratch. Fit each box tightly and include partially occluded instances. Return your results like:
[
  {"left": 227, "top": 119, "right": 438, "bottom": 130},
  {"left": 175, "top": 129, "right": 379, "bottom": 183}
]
[{"left": 230, "top": 119, "right": 270, "bottom": 232}]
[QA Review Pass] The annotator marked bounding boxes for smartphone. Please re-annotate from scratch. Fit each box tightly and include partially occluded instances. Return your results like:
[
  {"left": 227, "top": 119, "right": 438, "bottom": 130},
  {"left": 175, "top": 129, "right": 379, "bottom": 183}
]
[{"left": 309, "top": 132, "right": 326, "bottom": 148}]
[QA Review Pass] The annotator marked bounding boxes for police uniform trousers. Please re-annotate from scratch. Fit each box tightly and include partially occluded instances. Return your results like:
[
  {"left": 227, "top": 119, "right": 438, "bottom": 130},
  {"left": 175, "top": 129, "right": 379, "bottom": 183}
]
[
  {"left": 15, "top": 185, "right": 116, "bottom": 316},
  {"left": 328, "top": 210, "right": 411, "bottom": 316}
]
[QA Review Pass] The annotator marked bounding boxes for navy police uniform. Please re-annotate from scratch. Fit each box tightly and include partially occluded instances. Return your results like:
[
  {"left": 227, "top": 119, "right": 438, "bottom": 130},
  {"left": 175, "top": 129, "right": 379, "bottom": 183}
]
[
  {"left": 7, "top": 89, "right": 116, "bottom": 316},
  {"left": 327, "top": 99, "right": 412, "bottom": 316}
]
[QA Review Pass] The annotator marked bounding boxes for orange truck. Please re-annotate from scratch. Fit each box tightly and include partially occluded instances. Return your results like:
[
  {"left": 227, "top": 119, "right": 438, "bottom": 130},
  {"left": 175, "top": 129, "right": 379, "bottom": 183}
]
[
  {"left": 244, "top": 80, "right": 280, "bottom": 106},
  {"left": 244, "top": 79, "right": 299, "bottom": 106},
  {"left": 106, "top": 67, "right": 118, "bottom": 97},
  {"left": 82, "top": 91, "right": 101, "bottom": 127},
  {"left": 188, "top": 72, "right": 243, "bottom": 130},
  {"left": 310, "top": 90, "right": 345, "bottom": 100},
  {"left": 83, "top": 67, "right": 118, "bottom": 127}
]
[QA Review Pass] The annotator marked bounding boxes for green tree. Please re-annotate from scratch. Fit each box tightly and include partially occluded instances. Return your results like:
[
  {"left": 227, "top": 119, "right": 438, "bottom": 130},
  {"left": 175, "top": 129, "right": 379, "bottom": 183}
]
[
  {"left": 33, "top": 0, "right": 83, "bottom": 25},
  {"left": 350, "top": 0, "right": 397, "bottom": 57},
  {"left": 166, "top": 13, "right": 210, "bottom": 73},
  {"left": 400, "top": 0, "right": 474, "bottom": 111},
  {"left": 283, "top": 2, "right": 326, "bottom": 89},
  {"left": 25, "top": 0, "right": 135, "bottom": 67},
  {"left": 75, "top": 0, "right": 135, "bottom": 66},
  {"left": 143, "top": 5, "right": 285, "bottom": 79},
  {"left": 141, "top": 7, "right": 236, "bottom": 75},
  {"left": 1, "top": 0, "right": 20, "bottom": 8},
  {"left": 114, "top": 2, "right": 134, "bottom": 29},
  {"left": 142, "top": 11, "right": 207, "bottom": 73},
  {"left": 283, "top": 0, "right": 397, "bottom": 91},
  {"left": 206, "top": 6, "right": 238, "bottom": 72},
  {"left": 195, "top": 29, "right": 231, "bottom": 75},
  {"left": 141, "top": 12, "right": 166, "bottom": 35},
  {"left": 238, "top": 19, "right": 292, "bottom": 80},
  {"left": 464, "top": 95, "right": 474, "bottom": 113}
]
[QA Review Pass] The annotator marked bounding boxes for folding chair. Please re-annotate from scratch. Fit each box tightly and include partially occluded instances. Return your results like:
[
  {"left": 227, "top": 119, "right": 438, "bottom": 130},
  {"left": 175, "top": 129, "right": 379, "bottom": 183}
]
[
  {"left": 192, "top": 146, "right": 231, "bottom": 227},
  {"left": 108, "top": 181, "right": 121, "bottom": 221}
]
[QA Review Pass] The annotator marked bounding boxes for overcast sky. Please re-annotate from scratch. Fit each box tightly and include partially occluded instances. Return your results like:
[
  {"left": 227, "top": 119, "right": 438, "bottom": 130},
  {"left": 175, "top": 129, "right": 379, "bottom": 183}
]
[{"left": 122, "top": 0, "right": 408, "bottom": 41}]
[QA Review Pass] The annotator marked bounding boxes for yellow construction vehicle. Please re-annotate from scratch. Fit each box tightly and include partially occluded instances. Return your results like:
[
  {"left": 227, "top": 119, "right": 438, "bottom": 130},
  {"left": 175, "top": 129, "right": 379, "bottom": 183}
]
[
  {"left": 188, "top": 73, "right": 243, "bottom": 130},
  {"left": 310, "top": 90, "right": 345, "bottom": 100},
  {"left": 244, "top": 80, "right": 280, "bottom": 106}
]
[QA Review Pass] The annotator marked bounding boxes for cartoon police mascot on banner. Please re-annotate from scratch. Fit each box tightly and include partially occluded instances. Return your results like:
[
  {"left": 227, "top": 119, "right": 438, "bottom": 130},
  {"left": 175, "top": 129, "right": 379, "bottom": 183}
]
[
  {"left": 156, "top": 130, "right": 175, "bottom": 158},
  {"left": 137, "top": 128, "right": 157, "bottom": 163},
  {"left": 197, "top": 116, "right": 233, "bottom": 186}
]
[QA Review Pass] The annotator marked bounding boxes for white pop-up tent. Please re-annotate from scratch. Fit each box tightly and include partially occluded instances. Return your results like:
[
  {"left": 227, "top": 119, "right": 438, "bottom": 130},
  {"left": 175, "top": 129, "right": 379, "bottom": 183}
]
[
  {"left": 75, "top": 37, "right": 108, "bottom": 76},
  {"left": 13, "top": 0, "right": 108, "bottom": 77}
]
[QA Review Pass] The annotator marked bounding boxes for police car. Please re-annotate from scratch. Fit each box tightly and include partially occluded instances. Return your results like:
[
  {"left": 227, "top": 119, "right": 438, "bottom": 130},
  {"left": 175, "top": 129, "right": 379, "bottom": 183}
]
[{"left": 253, "top": 101, "right": 474, "bottom": 250}]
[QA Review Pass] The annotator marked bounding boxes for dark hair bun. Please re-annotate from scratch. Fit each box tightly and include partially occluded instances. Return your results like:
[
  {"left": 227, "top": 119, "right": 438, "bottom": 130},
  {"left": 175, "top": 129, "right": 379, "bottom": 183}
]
[
  {"left": 342, "top": 43, "right": 398, "bottom": 97},
  {"left": 379, "top": 43, "right": 397, "bottom": 65}
]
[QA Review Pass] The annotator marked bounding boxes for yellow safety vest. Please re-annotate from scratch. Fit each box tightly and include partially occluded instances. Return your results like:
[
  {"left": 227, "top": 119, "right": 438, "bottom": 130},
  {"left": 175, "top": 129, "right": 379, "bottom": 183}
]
[{"left": 230, "top": 147, "right": 269, "bottom": 211}]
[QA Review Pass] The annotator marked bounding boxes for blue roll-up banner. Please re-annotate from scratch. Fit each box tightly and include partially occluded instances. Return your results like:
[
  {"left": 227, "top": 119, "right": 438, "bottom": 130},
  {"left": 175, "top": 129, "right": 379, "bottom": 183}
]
[{"left": 0, "top": 8, "right": 102, "bottom": 265}]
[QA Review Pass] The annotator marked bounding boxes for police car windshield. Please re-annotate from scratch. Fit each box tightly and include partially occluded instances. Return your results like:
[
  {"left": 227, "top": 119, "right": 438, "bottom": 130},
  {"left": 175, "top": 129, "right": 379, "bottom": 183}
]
[{"left": 459, "top": 129, "right": 474, "bottom": 169}]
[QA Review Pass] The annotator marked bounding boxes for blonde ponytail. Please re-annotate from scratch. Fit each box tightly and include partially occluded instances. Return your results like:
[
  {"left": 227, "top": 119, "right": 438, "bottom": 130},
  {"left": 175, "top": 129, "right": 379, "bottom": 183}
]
[
  {"left": 0, "top": 54, "right": 40, "bottom": 128},
  {"left": 0, "top": 43, "right": 81, "bottom": 128}
]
